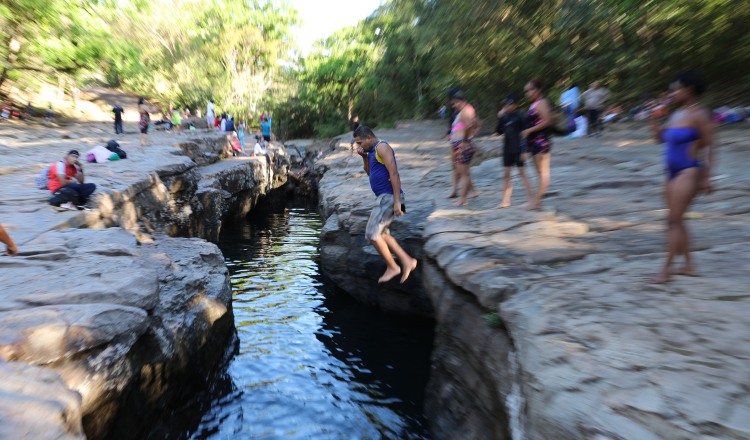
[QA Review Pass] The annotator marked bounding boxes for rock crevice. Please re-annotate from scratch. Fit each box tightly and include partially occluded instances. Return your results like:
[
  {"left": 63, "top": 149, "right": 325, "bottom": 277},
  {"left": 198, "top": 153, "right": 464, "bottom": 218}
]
[
  {"left": 316, "top": 121, "right": 750, "bottom": 439},
  {"left": 0, "top": 129, "right": 290, "bottom": 439}
]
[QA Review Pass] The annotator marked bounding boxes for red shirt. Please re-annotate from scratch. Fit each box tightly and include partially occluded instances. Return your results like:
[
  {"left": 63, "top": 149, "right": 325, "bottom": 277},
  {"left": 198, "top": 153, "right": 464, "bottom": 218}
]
[{"left": 47, "top": 161, "right": 78, "bottom": 193}]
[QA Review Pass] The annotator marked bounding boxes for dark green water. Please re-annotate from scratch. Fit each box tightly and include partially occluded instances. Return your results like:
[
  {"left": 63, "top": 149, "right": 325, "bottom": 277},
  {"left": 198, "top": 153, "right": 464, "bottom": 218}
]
[{"left": 184, "top": 198, "right": 434, "bottom": 439}]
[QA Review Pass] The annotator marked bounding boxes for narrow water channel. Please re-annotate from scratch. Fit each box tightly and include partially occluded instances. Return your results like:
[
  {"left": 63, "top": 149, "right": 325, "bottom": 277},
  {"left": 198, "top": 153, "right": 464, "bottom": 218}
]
[{"left": 184, "top": 197, "right": 434, "bottom": 439}]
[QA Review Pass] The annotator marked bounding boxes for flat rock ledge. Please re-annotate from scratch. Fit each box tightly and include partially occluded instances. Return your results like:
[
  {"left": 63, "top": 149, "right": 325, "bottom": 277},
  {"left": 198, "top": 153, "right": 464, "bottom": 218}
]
[
  {"left": 0, "top": 229, "right": 232, "bottom": 439},
  {"left": 0, "top": 127, "right": 290, "bottom": 439},
  {"left": 317, "top": 120, "right": 750, "bottom": 439}
]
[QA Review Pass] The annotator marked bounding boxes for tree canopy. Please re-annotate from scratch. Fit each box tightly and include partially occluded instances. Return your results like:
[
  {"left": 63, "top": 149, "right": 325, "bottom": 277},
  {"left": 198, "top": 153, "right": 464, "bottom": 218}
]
[{"left": 1, "top": 0, "right": 747, "bottom": 137}]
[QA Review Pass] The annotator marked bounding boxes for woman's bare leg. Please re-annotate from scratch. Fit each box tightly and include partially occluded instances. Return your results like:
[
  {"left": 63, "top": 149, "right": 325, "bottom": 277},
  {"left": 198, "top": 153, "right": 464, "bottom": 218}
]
[
  {"left": 447, "top": 152, "right": 458, "bottom": 198},
  {"left": 453, "top": 163, "right": 471, "bottom": 206},
  {"left": 529, "top": 152, "right": 551, "bottom": 209},
  {"left": 518, "top": 166, "right": 534, "bottom": 206},
  {"left": 650, "top": 168, "right": 700, "bottom": 283}
]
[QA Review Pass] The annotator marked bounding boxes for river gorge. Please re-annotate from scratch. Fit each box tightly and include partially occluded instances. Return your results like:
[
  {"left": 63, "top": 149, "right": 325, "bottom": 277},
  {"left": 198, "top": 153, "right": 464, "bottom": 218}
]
[{"left": 2, "top": 119, "right": 749, "bottom": 439}]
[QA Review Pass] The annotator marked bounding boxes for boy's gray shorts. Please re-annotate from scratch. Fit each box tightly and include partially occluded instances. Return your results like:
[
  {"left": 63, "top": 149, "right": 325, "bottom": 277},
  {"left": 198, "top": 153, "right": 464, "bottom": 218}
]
[{"left": 365, "top": 193, "right": 404, "bottom": 241}]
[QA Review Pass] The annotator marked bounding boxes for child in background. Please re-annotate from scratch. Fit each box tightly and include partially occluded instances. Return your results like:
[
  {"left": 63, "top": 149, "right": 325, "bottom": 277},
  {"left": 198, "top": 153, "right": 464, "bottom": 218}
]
[
  {"left": 253, "top": 135, "right": 267, "bottom": 156},
  {"left": 237, "top": 121, "right": 246, "bottom": 152},
  {"left": 496, "top": 95, "right": 533, "bottom": 209},
  {"left": 171, "top": 109, "right": 182, "bottom": 130},
  {"left": 230, "top": 132, "right": 244, "bottom": 156}
]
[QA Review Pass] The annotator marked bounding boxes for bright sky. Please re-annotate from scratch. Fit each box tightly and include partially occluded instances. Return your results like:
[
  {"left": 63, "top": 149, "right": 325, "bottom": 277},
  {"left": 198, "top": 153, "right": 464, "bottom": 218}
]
[{"left": 289, "top": 0, "right": 383, "bottom": 55}]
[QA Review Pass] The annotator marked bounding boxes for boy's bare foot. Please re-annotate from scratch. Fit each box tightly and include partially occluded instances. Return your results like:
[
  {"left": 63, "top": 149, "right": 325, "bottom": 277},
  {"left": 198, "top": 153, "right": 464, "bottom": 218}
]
[
  {"left": 378, "top": 265, "right": 402, "bottom": 283},
  {"left": 646, "top": 271, "right": 671, "bottom": 284},
  {"left": 446, "top": 192, "right": 458, "bottom": 199},
  {"left": 452, "top": 199, "right": 468, "bottom": 206},
  {"left": 400, "top": 258, "right": 418, "bottom": 283},
  {"left": 520, "top": 202, "right": 540, "bottom": 211},
  {"left": 497, "top": 202, "right": 511, "bottom": 208},
  {"left": 469, "top": 192, "right": 480, "bottom": 199}
]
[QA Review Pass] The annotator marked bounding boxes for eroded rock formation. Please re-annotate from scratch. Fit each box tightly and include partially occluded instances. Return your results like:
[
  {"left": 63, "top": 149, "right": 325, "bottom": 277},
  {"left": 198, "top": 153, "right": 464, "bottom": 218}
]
[
  {"left": 317, "top": 120, "right": 750, "bottom": 439},
  {"left": 0, "top": 126, "right": 290, "bottom": 439}
]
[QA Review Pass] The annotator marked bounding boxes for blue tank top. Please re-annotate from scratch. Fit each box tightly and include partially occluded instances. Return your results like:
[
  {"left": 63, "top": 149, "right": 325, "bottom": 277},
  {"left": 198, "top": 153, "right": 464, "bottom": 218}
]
[{"left": 368, "top": 140, "right": 400, "bottom": 196}]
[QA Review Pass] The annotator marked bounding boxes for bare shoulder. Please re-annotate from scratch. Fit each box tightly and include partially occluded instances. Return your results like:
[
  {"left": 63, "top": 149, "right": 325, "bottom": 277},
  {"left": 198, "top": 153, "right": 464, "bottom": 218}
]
[
  {"left": 537, "top": 98, "right": 552, "bottom": 112},
  {"left": 377, "top": 141, "right": 394, "bottom": 156},
  {"left": 694, "top": 106, "right": 712, "bottom": 122}
]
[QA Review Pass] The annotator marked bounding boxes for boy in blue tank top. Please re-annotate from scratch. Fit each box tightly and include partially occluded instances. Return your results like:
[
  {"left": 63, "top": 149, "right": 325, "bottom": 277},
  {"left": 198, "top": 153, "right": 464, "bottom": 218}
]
[{"left": 354, "top": 126, "right": 418, "bottom": 284}]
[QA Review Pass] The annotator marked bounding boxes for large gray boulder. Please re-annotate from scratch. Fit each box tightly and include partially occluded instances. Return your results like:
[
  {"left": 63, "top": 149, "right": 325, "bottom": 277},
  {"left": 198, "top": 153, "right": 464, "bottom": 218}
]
[{"left": 0, "top": 228, "right": 233, "bottom": 439}]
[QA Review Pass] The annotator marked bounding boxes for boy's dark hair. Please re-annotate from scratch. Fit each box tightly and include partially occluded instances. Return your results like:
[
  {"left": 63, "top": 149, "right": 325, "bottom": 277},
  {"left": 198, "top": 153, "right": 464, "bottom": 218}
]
[
  {"left": 677, "top": 71, "right": 706, "bottom": 96},
  {"left": 448, "top": 87, "right": 466, "bottom": 100},
  {"left": 504, "top": 93, "right": 519, "bottom": 105},
  {"left": 529, "top": 79, "right": 544, "bottom": 91},
  {"left": 353, "top": 125, "right": 375, "bottom": 139}
]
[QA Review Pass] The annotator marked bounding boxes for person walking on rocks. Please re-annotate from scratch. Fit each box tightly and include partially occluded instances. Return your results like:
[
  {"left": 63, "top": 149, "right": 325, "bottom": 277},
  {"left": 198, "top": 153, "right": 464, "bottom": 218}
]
[
  {"left": 354, "top": 125, "right": 418, "bottom": 284},
  {"left": 560, "top": 83, "right": 580, "bottom": 124},
  {"left": 261, "top": 115, "right": 272, "bottom": 142},
  {"left": 521, "top": 79, "right": 553, "bottom": 211},
  {"left": 112, "top": 103, "right": 124, "bottom": 135},
  {"left": 138, "top": 98, "right": 153, "bottom": 146},
  {"left": 206, "top": 99, "right": 215, "bottom": 129},
  {"left": 580, "top": 81, "right": 610, "bottom": 136},
  {"left": 648, "top": 72, "right": 716, "bottom": 284},
  {"left": 496, "top": 95, "right": 533, "bottom": 208},
  {"left": 448, "top": 88, "right": 479, "bottom": 206},
  {"left": 237, "top": 120, "right": 247, "bottom": 151},
  {"left": 0, "top": 224, "right": 17, "bottom": 256}
]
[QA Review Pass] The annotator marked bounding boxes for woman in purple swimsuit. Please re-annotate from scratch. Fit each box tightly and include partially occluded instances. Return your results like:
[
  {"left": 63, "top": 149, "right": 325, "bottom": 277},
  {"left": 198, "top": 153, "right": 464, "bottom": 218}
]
[
  {"left": 521, "top": 79, "right": 553, "bottom": 210},
  {"left": 649, "top": 72, "right": 716, "bottom": 283}
]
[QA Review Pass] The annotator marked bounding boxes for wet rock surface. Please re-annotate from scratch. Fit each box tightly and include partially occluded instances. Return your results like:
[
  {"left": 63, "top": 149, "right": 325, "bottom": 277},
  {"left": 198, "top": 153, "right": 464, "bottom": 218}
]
[
  {"left": 0, "top": 121, "right": 287, "bottom": 438},
  {"left": 317, "top": 120, "right": 750, "bottom": 439}
]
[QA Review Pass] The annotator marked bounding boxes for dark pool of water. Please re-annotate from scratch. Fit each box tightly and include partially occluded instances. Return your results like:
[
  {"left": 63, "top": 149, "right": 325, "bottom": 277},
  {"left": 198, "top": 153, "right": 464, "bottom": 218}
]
[{"left": 179, "top": 198, "right": 434, "bottom": 439}]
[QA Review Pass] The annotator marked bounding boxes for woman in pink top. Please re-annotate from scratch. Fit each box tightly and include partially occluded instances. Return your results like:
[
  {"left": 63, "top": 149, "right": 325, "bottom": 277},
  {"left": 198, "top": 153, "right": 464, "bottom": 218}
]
[
  {"left": 448, "top": 89, "right": 479, "bottom": 206},
  {"left": 521, "top": 79, "right": 553, "bottom": 210}
]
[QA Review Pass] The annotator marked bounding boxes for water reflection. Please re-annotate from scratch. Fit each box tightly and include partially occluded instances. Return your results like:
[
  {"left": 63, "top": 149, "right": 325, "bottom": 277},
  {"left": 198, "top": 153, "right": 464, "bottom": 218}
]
[{"left": 189, "top": 199, "right": 433, "bottom": 439}]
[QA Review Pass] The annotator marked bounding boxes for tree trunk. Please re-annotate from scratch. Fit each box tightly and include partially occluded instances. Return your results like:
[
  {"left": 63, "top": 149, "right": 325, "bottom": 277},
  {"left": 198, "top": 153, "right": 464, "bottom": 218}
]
[
  {"left": 0, "top": 67, "right": 8, "bottom": 91},
  {"left": 58, "top": 75, "right": 65, "bottom": 101}
]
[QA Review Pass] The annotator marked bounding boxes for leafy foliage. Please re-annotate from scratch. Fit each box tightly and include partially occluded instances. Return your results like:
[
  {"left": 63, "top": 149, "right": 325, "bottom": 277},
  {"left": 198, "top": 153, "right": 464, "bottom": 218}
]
[{"left": 1, "top": 0, "right": 747, "bottom": 137}]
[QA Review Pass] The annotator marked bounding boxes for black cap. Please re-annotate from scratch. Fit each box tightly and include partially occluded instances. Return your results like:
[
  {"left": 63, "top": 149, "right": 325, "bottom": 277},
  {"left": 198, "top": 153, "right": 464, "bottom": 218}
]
[
  {"left": 504, "top": 94, "right": 519, "bottom": 105},
  {"left": 448, "top": 87, "right": 466, "bottom": 101},
  {"left": 67, "top": 149, "right": 80, "bottom": 156}
]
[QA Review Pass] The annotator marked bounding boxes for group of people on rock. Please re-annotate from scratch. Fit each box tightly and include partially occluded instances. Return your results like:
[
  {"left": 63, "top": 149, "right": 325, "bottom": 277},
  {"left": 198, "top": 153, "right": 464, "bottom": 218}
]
[
  {"left": 111, "top": 98, "right": 184, "bottom": 146},
  {"left": 127, "top": 97, "right": 278, "bottom": 152},
  {"left": 350, "top": 72, "right": 717, "bottom": 287},
  {"left": 446, "top": 80, "right": 553, "bottom": 210},
  {"left": 205, "top": 99, "right": 275, "bottom": 156}
]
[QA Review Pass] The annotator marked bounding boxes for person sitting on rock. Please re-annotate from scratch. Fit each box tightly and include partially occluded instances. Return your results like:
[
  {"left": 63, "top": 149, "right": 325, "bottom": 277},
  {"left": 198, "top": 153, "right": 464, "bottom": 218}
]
[
  {"left": 0, "top": 223, "right": 17, "bottom": 256},
  {"left": 47, "top": 150, "right": 96, "bottom": 210},
  {"left": 354, "top": 125, "right": 418, "bottom": 284},
  {"left": 230, "top": 132, "right": 245, "bottom": 156}
]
